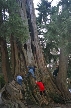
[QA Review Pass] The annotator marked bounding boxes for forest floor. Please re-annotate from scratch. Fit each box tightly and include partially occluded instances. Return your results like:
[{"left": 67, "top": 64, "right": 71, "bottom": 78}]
[
  {"left": 47, "top": 103, "right": 71, "bottom": 108},
  {"left": 28, "top": 103, "right": 71, "bottom": 108},
  {"left": 0, "top": 102, "right": 71, "bottom": 108},
  {"left": 0, "top": 92, "right": 71, "bottom": 108}
]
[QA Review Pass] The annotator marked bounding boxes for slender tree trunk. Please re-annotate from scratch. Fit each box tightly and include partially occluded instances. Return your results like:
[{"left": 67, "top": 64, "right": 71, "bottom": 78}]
[{"left": 56, "top": 47, "right": 71, "bottom": 100}]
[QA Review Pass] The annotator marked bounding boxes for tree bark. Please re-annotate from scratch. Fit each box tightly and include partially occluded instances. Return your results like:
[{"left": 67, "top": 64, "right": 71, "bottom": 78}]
[
  {"left": 56, "top": 47, "right": 71, "bottom": 100},
  {"left": 1, "top": 0, "right": 71, "bottom": 107},
  {"left": 0, "top": 37, "right": 11, "bottom": 83},
  {"left": 10, "top": 35, "right": 15, "bottom": 78}
]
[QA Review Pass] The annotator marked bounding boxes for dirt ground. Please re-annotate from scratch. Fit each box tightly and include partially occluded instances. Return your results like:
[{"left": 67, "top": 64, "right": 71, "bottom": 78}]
[
  {"left": 28, "top": 103, "right": 71, "bottom": 108},
  {"left": 48, "top": 103, "right": 71, "bottom": 108},
  {"left": 24, "top": 103, "right": 71, "bottom": 108},
  {"left": 0, "top": 103, "right": 71, "bottom": 108}
]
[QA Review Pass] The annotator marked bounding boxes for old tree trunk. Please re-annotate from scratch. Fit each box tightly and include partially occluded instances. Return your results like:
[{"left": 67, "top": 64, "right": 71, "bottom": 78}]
[{"left": 1, "top": 0, "right": 71, "bottom": 107}]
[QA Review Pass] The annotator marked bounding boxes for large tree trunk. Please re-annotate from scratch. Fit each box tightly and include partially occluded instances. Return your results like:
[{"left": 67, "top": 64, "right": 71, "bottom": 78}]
[
  {"left": 10, "top": 36, "right": 27, "bottom": 77},
  {"left": 24, "top": 0, "right": 61, "bottom": 94}
]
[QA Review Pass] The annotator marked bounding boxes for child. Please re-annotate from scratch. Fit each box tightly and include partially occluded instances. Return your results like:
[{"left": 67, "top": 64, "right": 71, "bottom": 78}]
[
  {"left": 35, "top": 80, "right": 48, "bottom": 106},
  {"left": 16, "top": 75, "right": 23, "bottom": 85},
  {"left": 35, "top": 80, "right": 46, "bottom": 96},
  {"left": 26, "top": 65, "right": 37, "bottom": 79}
]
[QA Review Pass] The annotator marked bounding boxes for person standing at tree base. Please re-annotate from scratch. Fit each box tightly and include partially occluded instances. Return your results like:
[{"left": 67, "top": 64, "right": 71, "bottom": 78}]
[{"left": 53, "top": 65, "right": 59, "bottom": 78}]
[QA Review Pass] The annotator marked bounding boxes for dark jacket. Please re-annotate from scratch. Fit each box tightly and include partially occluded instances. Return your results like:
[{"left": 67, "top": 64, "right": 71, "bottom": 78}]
[{"left": 53, "top": 67, "right": 59, "bottom": 76}]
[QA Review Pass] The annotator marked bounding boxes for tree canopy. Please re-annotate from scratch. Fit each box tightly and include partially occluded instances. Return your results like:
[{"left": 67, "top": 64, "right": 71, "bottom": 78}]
[{"left": 0, "top": 0, "right": 29, "bottom": 43}]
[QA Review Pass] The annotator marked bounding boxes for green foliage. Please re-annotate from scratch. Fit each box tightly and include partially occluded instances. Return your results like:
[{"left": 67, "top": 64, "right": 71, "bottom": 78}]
[
  {"left": 0, "top": 0, "right": 8, "bottom": 26},
  {"left": 0, "top": 14, "right": 29, "bottom": 43},
  {"left": 36, "top": 0, "right": 71, "bottom": 66},
  {"left": 36, "top": 0, "right": 60, "bottom": 64},
  {"left": 7, "top": 0, "right": 19, "bottom": 14},
  {"left": 44, "top": 41, "right": 59, "bottom": 63},
  {"left": 0, "top": 0, "right": 7, "bottom": 9},
  {"left": 0, "top": 0, "right": 29, "bottom": 43},
  {"left": 45, "top": 0, "right": 71, "bottom": 51},
  {"left": 36, "top": 0, "right": 51, "bottom": 24},
  {"left": 36, "top": 0, "right": 51, "bottom": 35}
]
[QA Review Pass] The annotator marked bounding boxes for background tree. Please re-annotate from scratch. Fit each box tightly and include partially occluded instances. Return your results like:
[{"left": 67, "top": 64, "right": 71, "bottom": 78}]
[
  {"left": 36, "top": 0, "right": 59, "bottom": 69},
  {"left": 37, "top": 0, "right": 71, "bottom": 100}
]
